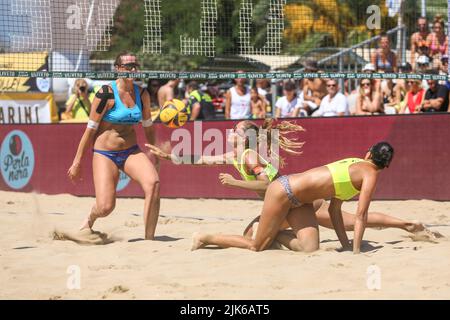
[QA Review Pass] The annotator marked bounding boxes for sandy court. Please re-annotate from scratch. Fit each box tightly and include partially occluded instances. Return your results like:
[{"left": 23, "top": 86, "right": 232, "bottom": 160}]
[{"left": 0, "top": 190, "right": 449, "bottom": 300}]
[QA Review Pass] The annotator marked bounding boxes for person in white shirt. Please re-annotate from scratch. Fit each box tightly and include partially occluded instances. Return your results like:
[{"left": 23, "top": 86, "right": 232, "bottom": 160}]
[
  {"left": 313, "top": 79, "right": 348, "bottom": 117},
  {"left": 225, "top": 72, "right": 251, "bottom": 119},
  {"left": 275, "top": 80, "right": 301, "bottom": 118}
]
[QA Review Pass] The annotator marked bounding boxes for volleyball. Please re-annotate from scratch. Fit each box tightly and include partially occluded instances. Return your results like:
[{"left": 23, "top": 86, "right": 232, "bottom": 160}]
[{"left": 159, "top": 99, "right": 188, "bottom": 128}]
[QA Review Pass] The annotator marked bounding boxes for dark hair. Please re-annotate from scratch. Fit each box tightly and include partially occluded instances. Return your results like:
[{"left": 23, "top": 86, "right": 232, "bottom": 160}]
[
  {"left": 369, "top": 142, "right": 394, "bottom": 169},
  {"left": 187, "top": 81, "right": 199, "bottom": 91},
  {"left": 114, "top": 51, "right": 137, "bottom": 67},
  {"left": 379, "top": 32, "right": 388, "bottom": 39},
  {"left": 283, "top": 80, "right": 296, "bottom": 92}
]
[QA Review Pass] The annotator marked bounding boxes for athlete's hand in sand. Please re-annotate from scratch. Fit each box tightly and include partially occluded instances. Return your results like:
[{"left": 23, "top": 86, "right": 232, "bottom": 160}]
[
  {"left": 219, "top": 173, "right": 236, "bottom": 186},
  {"left": 145, "top": 144, "right": 171, "bottom": 161},
  {"left": 67, "top": 162, "right": 82, "bottom": 183}
]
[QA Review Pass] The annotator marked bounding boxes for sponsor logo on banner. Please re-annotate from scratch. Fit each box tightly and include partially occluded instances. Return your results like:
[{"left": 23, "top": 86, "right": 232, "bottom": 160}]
[
  {"left": 0, "top": 93, "right": 55, "bottom": 124},
  {"left": 116, "top": 170, "right": 130, "bottom": 192},
  {"left": 0, "top": 130, "right": 35, "bottom": 190}
]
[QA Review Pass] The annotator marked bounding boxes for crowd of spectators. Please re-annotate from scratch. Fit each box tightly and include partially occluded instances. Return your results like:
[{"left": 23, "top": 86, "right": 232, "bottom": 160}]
[{"left": 62, "top": 15, "right": 449, "bottom": 121}]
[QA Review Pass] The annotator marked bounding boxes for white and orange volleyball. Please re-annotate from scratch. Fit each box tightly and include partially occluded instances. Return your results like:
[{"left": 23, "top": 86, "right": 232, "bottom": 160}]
[{"left": 159, "top": 99, "right": 188, "bottom": 128}]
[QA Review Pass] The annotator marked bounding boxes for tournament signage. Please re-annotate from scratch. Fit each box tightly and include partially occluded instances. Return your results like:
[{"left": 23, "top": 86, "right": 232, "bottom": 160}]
[
  {"left": 0, "top": 52, "right": 49, "bottom": 92},
  {"left": 0, "top": 93, "right": 58, "bottom": 124},
  {"left": 0, "top": 130, "right": 35, "bottom": 190}
]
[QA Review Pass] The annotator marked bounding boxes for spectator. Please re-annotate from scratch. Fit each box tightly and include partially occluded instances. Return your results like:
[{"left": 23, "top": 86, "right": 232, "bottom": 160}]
[
  {"left": 275, "top": 80, "right": 300, "bottom": 118},
  {"left": 356, "top": 79, "right": 383, "bottom": 115},
  {"left": 411, "top": 17, "right": 430, "bottom": 71},
  {"left": 348, "top": 63, "right": 378, "bottom": 115},
  {"left": 300, "top": 59, "right": 327, "bottom": 115},
  {"left": 416, "top": 55, "right": 432, "bottom": 90},
  {"left": 185, "top": 81, "right": 216, "bottom": 120},
  {"left": 439, "top": 55, "right": 448, "bottom": 75},
  {"left": 63, "top": 79, "right": 93, "bottom": 121},
  {"left": 313, "top": 79, "right": 348, "bottom": 117},
  {"left": 420, "top": 77, "right": 449, "bottom": 113},
  {"left": 399, "top": 80, "right": 425, "bottom": 114},
  {"left": 426, "top": 15, "right": 448, "bottom": 70},
  {"left": 250, "top": 87, "right": 266, "bottom": 119},
  {"left": 158, "top": 79, "right": 180, "bottom": 107},
  {"left": 225, "top": 72, "right": 251, "bottom": 119},
  {"left": 371, "top": 32, "right": 397, "bottom": 73}
]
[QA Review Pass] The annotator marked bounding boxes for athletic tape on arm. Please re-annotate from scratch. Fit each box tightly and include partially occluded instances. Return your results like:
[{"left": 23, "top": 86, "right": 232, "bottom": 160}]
[{"left": 95, "top": 85, "right": 115, "bottom": 114}]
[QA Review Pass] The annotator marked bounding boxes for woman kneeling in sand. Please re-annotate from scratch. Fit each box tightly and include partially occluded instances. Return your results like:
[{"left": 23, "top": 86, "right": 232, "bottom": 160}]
[{"left": 192, "top": 142, "right": 394, "bottom": 254}]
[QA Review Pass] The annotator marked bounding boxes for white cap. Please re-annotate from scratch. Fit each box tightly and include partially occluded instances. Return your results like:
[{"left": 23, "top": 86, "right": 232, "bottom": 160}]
[
  {"left": 362, "top": 63, "right": 376, "bottom": 72},
  {"left": 417, "top": 55, "right": 430, "bottom": 65}
]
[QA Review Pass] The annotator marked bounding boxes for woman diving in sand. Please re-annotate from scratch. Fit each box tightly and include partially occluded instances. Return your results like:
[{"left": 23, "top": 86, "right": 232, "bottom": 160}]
[
  {"left": 147, "top": 121, "right": 433, "bottom": 250},
  {"left": 190, "top": 142, "right": 397, "bottom": 254}
]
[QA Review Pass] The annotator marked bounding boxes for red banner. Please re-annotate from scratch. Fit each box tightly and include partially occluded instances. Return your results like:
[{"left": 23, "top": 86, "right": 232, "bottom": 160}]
[{"left": 1, "top": 114, "right": 449, "bottom": 200}]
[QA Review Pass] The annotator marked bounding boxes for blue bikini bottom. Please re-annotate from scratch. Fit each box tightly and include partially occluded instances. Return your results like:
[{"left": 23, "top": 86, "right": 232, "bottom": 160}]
[{"left": 93, "top": 145, "right": 140, "bottom": 169}]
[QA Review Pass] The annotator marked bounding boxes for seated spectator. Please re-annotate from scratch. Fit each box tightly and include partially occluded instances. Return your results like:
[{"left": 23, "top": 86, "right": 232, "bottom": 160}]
[
  {"left": 250, "top": 87, "right": 266, "bottom": 119},
  {"left": 371, "top": 32, "right": 397, "bottom": 73},
  {"left": 186, "top": 81, "right": 216, "bottom": 120},
  {"left": 63, "top": 79, "right": 94, "bottom": 121},
  {"left": 313, "top": 79, "right": 348, "bottom": 117},
  {"left": 410, "top": 17, "right": 430, "bottom": 71},
  {"left": 300, "top": 59, "right": 327, "bottom": 115},
  {"left": 356, "top": 79, "right": 383, "bottom": 115},
  {"left": 416, "top": 55, "right": 432, "bottom": 90},
  {"left": 426, "top": 15, "right": 448, "bottom": 70},
  {"left": 420, "top": 78, "right": 449, "bottom": 113},
  {"left": 399, "top": 80, "right": 425, "bottom": 114},
  {"left": 275, "top": 80, "right": 301, "bottom": 118}
]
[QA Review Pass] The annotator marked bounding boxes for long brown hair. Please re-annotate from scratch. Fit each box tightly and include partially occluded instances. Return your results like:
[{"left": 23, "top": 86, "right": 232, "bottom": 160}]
[{"left": 240, "top": 119, "right": 305, "bottom": 167}]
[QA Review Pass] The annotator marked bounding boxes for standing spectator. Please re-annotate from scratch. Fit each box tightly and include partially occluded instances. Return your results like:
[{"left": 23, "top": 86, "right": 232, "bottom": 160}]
[
  {"left": 411, "top": 17, "right": 430, "bottom": 71},
  {"left": 356, "top": 79, "right": 383, "bottom": 115},
  {"left": 371, "top": 32, "right": 397, "bottom": 73},
  {"left": 250, "top": 87, "right": 266, "bottom": 119},
  {"left": 185, "top": 81, "right": 216, "bottom": 120},
  {"left": 399, "top": 80, "right": 425, "bottom": 114},
  {"left": 158, "top": 79, "right": 180, "bottom": 107},
  {"left": 274, "top": 80, "right": 300, "bottom": 118},
  {"left": 225, "top": 72, "right": 251, "bottom": 120},
  {"left": 420, "top": 78, "right": 449, "bottom": 113},
  {"left": 64, "top": 79, "right": 94, "bottom": 121},
  {"left": 300, "top": 59, "right": 327, "bottom": 115},
  {"left": 426, "top": 15, "right": 448, "bottom": 70},
  {"left": 313, "top": 79, "right": 348, "bottom": 117}
]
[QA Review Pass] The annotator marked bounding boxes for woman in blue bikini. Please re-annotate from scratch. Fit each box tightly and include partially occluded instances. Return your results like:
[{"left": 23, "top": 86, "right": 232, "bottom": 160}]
[{"left": 67, "top": 51, "right": 160, "bottom": 240}]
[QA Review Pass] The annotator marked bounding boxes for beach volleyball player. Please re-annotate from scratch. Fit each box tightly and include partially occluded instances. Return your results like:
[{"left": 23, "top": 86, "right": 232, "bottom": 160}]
[
  {"left": 191, "top": 142, "right": 395, "bottom": 254},
  {"left": 147, "top": 121, "right": 428, "bottom": 245},
  {"left": 67, "top": 51, "right": 160, "bottom": 241}
]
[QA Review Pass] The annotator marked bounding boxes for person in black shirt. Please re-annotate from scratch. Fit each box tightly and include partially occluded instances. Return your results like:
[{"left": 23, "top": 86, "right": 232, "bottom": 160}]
[{"left": 422, "top": 80, "right": 449, "bottom": 112}]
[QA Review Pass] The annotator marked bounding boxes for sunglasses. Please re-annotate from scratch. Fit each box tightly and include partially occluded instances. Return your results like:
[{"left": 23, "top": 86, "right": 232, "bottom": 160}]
[
  {"left": 361, "top": 82, "right": 371, "bottom": 87},
  {"left": 120, "top": 63, "right": 140, "bottom": 71},
  {"left": 327, "top": 84, "right": 337, "bottom": 87}
]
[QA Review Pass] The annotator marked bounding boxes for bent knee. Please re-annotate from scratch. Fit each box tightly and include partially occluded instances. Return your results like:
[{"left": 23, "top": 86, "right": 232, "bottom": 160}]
[
  {"left": 142, "top": 179, "right": 160, "bottom": 196},
  {"left": 96, "top": 202, "right": 115, "bottom": 217},
  {"left": 300, "top": 240, "right": 319, "bottom": 253}
]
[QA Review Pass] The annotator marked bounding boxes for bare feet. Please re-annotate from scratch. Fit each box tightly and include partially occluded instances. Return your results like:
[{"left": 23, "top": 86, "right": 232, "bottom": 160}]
[
  {"left": 405, "top": 221, "right": 425, "bottom": 233},
  {"left": 191, "top": 232, "right": 206, "bottom": 251},
  {"left": 53, "top": 228, "right": 111, "bottom": 245}
]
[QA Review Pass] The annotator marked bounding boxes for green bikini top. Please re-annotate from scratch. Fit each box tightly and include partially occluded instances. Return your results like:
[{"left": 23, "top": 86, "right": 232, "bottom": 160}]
[
  {"left": 232, "top": 149, "right": 278, "bottom": 182},
  {"left": 325, "top": 157, "right": 366, "bottom": 201}
]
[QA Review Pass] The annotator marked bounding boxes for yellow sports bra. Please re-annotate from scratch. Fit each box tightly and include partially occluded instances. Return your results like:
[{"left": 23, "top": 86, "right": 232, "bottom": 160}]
[
  {"left": 233, "top": 149, "right": 278, "bottom": 182},
  {"left": 325, "top": 158, "right": 364, "bottom": 201}
]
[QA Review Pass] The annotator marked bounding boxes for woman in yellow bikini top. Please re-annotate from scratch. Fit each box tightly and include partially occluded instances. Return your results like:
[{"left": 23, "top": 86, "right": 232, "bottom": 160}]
[
  {"left": 190, "top": 142, "right": 394, "bottom": 256},
  {"left": 325, "top": 158, "right": 367, "bottom": 201}
]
